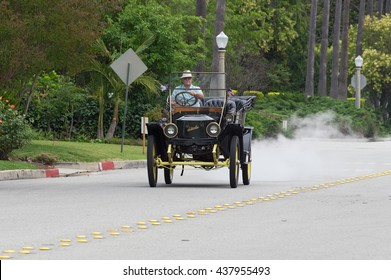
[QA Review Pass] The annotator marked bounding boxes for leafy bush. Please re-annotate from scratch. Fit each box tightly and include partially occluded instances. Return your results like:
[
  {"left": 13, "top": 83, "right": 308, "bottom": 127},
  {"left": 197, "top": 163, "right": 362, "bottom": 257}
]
[
  {"left": 0, "top": 97, "right": 33, "bottom": 159},
  {"left": 246, "top": 92, "right": 382, "bottom": 139}
]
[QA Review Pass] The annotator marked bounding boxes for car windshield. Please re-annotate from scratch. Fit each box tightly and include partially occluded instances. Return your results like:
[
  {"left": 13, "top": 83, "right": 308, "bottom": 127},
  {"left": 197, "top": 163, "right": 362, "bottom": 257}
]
[{"left": 169, "top": 72, "right": 227, "bottom": 109}]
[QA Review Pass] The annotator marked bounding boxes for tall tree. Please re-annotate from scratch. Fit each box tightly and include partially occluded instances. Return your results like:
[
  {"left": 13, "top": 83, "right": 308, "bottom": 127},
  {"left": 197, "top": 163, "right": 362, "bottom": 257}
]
[
  {"left": 356, "top": 0, "right": 366, "bottom": 56},
  {"left": 338, "top": 0, "right": 351, "bottom": 100},
  {"left": 330, "top": 0, "right": 343, "bottom": 99},
  {"left": 0, "top": 0, "right": 122, "bottom": 95},
  {"left": 368, "top": 0, "right": 374, "bottom": 17},
  {"left": 194, "top": 0, "right": 207, "bottom": 72},
  {"left": 386, "top": 0, "right": 391, "bottom": 13},
  {"left": 377, "top": 0, "right": 384, "bottom": 18},
  {"left": 305, "top": 0, "right": 318, "bottom": 97},
  {"left": 211, "top": 0, "right": 226, "bottom": 72},
  {"left": 318, "top": 0, "right": 331, "bottom": 97}
]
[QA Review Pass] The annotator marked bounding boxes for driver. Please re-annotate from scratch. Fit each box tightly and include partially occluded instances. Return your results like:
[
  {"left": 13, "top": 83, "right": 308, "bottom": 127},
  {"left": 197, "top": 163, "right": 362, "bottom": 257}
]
[{"left": 171, "top": 70, "right": 204, "bottom": 107}]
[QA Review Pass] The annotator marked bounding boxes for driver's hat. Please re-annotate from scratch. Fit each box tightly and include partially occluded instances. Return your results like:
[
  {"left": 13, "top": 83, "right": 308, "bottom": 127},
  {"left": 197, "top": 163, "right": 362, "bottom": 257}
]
[{"left": 180, "top": 70, "right": 192, "bottom": 79}]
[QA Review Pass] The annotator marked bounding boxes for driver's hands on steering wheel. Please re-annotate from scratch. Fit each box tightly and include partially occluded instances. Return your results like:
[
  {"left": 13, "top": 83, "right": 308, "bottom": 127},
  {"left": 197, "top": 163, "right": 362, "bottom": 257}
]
[{"left": 174, "top": 91, "right": 198, "bottom": 107}]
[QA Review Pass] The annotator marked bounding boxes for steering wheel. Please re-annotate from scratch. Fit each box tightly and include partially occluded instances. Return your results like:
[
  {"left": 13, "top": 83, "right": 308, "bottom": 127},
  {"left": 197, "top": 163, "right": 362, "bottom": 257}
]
[{"left": 174, "top": 91, "right": 197, "bottom": 107}]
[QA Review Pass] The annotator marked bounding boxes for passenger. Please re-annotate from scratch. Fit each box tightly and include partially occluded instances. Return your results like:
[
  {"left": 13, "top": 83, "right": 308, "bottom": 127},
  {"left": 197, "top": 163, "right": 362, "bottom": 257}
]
[{"left": 171, "top": 70, "right": 204, "bottom": 107}]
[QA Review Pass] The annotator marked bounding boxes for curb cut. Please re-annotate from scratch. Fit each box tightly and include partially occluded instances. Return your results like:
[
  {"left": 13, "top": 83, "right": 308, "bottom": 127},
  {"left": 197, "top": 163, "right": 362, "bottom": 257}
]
[{"left": 0, "top": 160, "right": 146, "bottom": 182}]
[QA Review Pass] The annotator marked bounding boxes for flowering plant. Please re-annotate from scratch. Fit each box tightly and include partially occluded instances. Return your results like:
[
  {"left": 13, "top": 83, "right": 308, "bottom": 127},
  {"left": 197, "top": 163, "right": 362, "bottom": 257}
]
[{"left": 0, "top": 96, "right": 33, "bottom": 159}]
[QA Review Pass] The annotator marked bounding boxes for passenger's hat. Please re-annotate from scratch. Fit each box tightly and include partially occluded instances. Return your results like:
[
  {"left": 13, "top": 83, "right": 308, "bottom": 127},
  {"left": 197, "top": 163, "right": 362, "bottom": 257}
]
[{"left": 180, "top": 70, "right": 192, "bottom": 79}]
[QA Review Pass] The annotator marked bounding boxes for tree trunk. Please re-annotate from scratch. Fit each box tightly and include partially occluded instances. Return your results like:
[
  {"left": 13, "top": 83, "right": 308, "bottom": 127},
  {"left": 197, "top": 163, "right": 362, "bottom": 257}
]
[
  {"left": 305, "top": 0, "right": 318, "bottom": 97},
  {"left": 338, "top": 0, "right": 350, "bottom": 100},
  {"left": 377, "top": 0, "right": 383, "bottom": 18},
  {"left": 356, "top": 0, "right": 366, "bottom": 56},
  {"left": 194, "top": 0, "right": 207, "bottom": 72},
  {"left": 23, "top": 73, "right": 40, "bottom": 115},
  {"left": 318, "top": 0, "right": 330, "bottom": 97},
  {"left": 386, "top": 0, "right": 391, "bottom": 13},
  {"left": 368, "top": 0, "right": 374, "bottom": 17},
  {"left": 97, "top": 86, "right": 104, "bottom": 139},
  {"left": 330, "top": 0, "right": 342, "bottom": 99},
  {"left": 211, "top": 0, "right": 226, "bottom": 72},
  {"left": 105, "top": 97, "right": 119, "bottom": 139}
]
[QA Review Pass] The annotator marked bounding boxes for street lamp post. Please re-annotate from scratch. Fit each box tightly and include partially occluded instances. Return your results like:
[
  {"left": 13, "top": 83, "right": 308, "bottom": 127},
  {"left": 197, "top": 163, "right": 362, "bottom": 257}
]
[
  {"left": 216, "top": 31, "right": 228, "bottom": 97},
  {"left": 354, "top": 55, "right": 363, "bottom": 109}
]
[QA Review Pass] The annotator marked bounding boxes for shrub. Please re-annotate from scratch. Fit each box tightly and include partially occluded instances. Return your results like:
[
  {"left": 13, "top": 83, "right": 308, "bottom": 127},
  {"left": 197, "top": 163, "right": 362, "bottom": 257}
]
[{"left": 0, "top": 97, "right": 33, "bottom": 159}]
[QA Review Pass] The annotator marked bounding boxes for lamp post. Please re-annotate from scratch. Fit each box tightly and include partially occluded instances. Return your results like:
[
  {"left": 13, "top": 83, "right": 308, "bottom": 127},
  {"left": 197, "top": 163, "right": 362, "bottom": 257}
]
[
  {"left": 216, "top": 31, "right": 228, "bottom": 97},
  {"left": 354, "top": 55, "right": 363, "bottom": 109}
]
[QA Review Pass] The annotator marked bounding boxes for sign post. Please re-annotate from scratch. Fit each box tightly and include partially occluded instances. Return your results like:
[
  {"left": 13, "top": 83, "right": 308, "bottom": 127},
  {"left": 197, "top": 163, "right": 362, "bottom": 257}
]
[{"left": 110, "top": 48, "right": 147, "bottom": 153}]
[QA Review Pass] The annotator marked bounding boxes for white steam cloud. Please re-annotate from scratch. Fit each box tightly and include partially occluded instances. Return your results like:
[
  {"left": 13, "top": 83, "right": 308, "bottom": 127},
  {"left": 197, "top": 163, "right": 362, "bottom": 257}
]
[{"left": 252, "top": 111, "right": 363, "bottom": 181}]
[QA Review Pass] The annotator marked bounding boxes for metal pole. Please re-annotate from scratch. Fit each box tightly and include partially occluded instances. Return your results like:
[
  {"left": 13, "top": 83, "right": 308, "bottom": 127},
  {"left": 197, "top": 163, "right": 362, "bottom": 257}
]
[
  {"left": 121, "top": 63, "right": 131, "bottom": 153},
  {"left": 355, "top": 67, "right": 361, "bottom": 109}
]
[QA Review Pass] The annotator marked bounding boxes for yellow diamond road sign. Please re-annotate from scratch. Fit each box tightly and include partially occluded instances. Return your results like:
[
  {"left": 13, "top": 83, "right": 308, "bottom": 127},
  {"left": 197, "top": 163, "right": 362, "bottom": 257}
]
[{"left": 110, "top": 48, "right": 148, "bottom": 86}]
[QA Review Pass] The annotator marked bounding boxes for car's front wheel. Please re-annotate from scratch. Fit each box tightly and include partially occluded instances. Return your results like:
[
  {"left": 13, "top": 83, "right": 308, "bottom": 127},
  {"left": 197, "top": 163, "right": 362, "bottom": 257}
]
[
  {"left": 242, "top": 161, "right": 251, "bottom": 185},
  {"left": 147, "top": 135, "right": 158, "bottom": 187},
  {"left": 229, "top": 136, "right": 240, "bottom": 188}
]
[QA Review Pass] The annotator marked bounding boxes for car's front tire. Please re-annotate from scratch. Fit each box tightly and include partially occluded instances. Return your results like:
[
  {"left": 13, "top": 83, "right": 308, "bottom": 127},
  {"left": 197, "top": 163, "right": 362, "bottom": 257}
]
[
  {"left": 229, "top": 136, "right": 240, "bottom": 188},
  {"left": 242, "top": 162, "right": 251, "bottom": 185},
  {"left": 147, "top": 135, "right": 158, "bottom": 187}
]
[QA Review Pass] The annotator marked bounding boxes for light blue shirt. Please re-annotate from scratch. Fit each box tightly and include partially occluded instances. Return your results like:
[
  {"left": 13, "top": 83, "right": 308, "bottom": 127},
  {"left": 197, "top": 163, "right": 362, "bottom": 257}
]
[{"left": 172, "top": 84, "right": 203, "bottom": 107}]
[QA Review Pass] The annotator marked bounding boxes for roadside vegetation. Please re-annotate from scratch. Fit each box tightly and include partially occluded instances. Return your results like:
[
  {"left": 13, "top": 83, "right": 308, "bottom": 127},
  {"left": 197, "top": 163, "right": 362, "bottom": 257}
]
[{"left": 1, "top": 1, "right": 390, "bottom": 170}]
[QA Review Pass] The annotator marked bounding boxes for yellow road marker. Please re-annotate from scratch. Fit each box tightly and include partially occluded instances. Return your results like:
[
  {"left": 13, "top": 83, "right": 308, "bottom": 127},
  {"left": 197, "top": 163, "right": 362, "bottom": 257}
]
[
  {"left": 121, "top": 229, "right": 134, "bottom": 233},
  {"left": 77, "top": 239, "right": 88, "bottom": 243},
  {"left": 60, "top": 239, "right": 71, "bottom": 243},
  {"left": 22, "top": 246, "right": 34, "bottom": 250},
  {"left": 187, "top": 215, "right": 196, "bottom": 218},
  {"left": 59, "top": 243, "right": 71, "bottom": 247},
  {"left": 176, "top": 217, "right": 185, "bottom": 220},
  {"left": 76, "top": 235, "right": 86, "bottom": 239},
  {"left": 136, "top": 222, "right": 146, "bottom": 225},
  {"left": 39, "top": 247, "right": 51, "bottom": 251},
  {"left": 163, "top": 220, "right": 173, "bottom": 223},
  {"left": 3, "top": 250, "right": 15, "bottom": 253},
  {"left": 151, "top": 222, "right": 161, "bottom": 225},
  {"left": 91, "top": 232, "right": 101, "bottom": 235},
  {"left": 0, "top": 255, "right": 11, "bottom": 259},
  {"left": 93, "top": 235, "right": 104, "bottom": 239},
  {"left": 173, "top": 214, "right": 182, "bottom": 217},
  {"left": 110, "top": 232, "right": 120, "bottom": 236},
  {"left": 19, "top": 250, "right": 30, "bottom": 254}
]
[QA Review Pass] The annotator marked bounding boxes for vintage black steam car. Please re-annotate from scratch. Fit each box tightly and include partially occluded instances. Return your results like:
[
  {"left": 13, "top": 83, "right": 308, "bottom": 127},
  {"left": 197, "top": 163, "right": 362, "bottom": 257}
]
[{"left": 146, "top": 71, "right": 256, "bottom": 188}]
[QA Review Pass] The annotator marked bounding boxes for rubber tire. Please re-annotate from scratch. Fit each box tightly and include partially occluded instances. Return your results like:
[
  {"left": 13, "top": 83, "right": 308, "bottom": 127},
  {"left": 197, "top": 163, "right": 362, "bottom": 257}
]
[
  {"left": 164, "top": 168, "right": 173, "bottom": 184},
  {"left": 147, "top": 135, "right": 158, "bottom": 187},
  {"left": 242, "top": 162, "right": 251, "bottom": 185},
  {"left": 229, "top": 136, "right": 240, "bottom": 188}
]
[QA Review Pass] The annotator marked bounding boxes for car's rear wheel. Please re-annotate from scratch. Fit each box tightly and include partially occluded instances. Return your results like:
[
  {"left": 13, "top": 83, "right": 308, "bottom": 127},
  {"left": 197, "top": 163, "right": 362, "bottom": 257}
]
[
  {"left": 242, "top": 161, "right": 251, "bottom": 185},
  {"left": 164, "top": 167, "right": 173, "bottom": 184},
  {"left": 229, "top": 136, "right": 240, "bottom": 188},
  {"left": 147, "top": 135, "right": 158, "bottom": 187}
]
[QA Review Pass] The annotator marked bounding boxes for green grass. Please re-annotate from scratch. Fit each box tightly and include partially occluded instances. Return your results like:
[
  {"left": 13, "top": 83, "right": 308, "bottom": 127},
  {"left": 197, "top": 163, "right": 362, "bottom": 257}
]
[
  {"left": 7, "top": 140, "right": 146, "bottom": 167},
  {"left": 0, "top": 160, "right": 38, "bottom": 171}
]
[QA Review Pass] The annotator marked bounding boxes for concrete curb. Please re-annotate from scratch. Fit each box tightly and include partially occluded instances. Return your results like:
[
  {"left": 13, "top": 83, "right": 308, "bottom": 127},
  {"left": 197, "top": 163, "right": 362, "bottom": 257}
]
[{"left": 0, "top": 160, "right": 146, "bottom": 182}]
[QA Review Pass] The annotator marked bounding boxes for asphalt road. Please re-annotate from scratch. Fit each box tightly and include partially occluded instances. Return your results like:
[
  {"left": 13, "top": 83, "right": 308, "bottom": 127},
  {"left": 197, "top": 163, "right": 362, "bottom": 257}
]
[{"left": 1, "top": 138, "right": 391, "bottom": 260}]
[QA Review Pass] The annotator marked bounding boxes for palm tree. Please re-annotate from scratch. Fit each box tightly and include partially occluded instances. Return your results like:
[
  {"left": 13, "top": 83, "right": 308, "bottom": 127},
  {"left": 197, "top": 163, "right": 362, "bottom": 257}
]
[
  {"left": 211, "top": 0, "right": 226, "bottom": 72},
  {"left": 318, "top": 0, "right": 330, "bottom": 97},
  {"left": 338, "top": 0, "right": 350, "bottom": 100},
  {"left": 330, "top": 0, "right": 342, "bottom": 99},
  {"left": 87, "top": 38, "right": 159, "bottom": 139},
  {"left": 356, "top": 0, "right": 366, "bottom": 56},
  {"left": 305, "top": 0, "right": 318, "bottom": 97}
]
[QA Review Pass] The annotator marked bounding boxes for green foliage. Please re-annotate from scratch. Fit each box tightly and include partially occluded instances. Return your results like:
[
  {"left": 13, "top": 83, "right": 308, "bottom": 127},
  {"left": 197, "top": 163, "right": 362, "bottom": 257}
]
[
  {"left": 103, "top": 0, "right": 205, "bottom": 78},
  {"left": 0, "top": 96, "right": 33, "bottom": 159},
  {"left": 243, "top": 91, "right": 264, "bottom": 99},
  {"left": 246, "top": 93, "right": 381, "bottom": 139},
  {"left": 11, "top": 140, "right": 146, "bottom": 163},
  {"left": 0, "top": 0, "right": 122, "bottom": 92},
  {"left": 26, "top": 72, "right": 103, "bottom": 139}
]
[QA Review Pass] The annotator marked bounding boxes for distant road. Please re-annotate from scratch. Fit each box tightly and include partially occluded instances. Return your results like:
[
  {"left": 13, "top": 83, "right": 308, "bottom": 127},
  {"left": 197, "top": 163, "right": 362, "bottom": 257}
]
[{"left": 1, "top": 138, "right": 391, "bottom": 259}]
